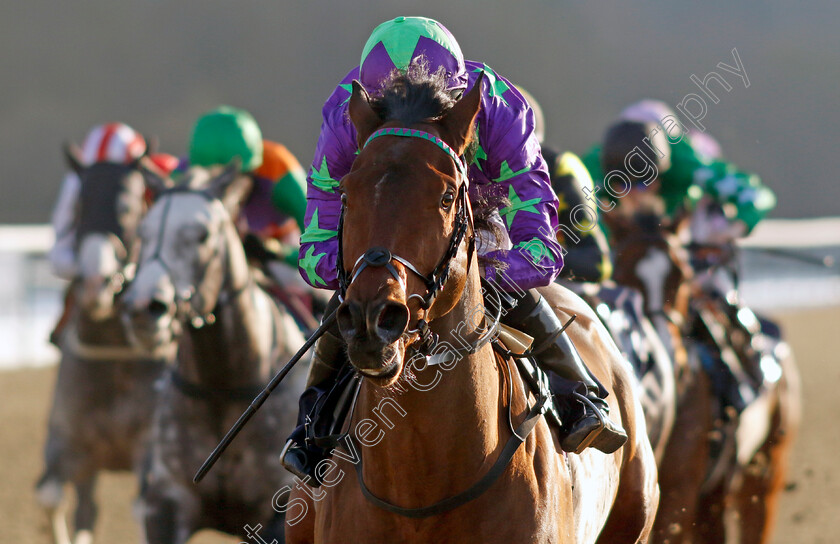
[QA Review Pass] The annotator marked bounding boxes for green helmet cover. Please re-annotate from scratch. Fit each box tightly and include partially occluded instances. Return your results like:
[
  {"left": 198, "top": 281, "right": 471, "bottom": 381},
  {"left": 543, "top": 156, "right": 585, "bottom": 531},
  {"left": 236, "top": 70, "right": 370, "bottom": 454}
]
[{"left": 189, "top": 106, "right": 263, "bottom": 172}]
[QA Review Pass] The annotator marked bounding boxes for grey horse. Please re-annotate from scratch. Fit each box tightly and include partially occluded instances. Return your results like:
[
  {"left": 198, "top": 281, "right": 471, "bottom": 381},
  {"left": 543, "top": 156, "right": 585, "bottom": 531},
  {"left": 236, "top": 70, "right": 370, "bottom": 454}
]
[
  {"left": 122, "top": 163, "right": 307, "bottom": 544},
  {"left": 36, "top": 146, "right": 170, "bottom": 544}
]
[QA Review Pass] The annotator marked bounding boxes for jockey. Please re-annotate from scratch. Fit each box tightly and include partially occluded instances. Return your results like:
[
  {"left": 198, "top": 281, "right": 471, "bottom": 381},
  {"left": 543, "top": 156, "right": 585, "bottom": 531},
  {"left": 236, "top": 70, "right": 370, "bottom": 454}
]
[
  {"left": 581, "top": 99, "right": 774, "bottom": 234},
  {"left": 281, "top": 16, "right": 627, "bottom": 483},
  {"left": 49, "top": 122, "right": 178, "bottom": 280},
  {"left": 517, "top": 87, "right": 613, "bottom": 283},
  {"left": 187, "top": 106, "right": 311, "bottom": 294},
  {"left": 48, "top": 123, "right": 178, "bottom": 344}
]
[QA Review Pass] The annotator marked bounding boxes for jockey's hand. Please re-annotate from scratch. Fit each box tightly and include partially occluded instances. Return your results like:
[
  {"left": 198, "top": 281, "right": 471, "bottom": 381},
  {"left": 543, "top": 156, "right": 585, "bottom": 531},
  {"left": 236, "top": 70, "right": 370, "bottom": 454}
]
[{"left": 242, "top": 233, "right": 278, "bottom": 264}]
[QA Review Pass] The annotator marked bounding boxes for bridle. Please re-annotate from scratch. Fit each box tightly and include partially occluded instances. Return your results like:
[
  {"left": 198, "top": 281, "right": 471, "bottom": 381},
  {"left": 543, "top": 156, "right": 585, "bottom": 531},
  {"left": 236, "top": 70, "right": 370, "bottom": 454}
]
[
  {"left": 335, "top": 127, "right": 475, "bottom": 353},
  {"left": 141, "top": 185, "right": 247, "bottom": 329}
]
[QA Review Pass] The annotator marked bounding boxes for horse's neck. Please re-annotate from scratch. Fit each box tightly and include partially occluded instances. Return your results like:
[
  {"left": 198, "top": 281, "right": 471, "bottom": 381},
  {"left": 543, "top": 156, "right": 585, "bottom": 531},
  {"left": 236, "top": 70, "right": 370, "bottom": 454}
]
[
  {"left": 74, "top": 308, "right": 130, "bottom": 346},
  {"left": 354, "top": 270, "right": 507, "bottom": 504},
  {"left": 177, "top": 227, "right": 278, "bottom": 388}
]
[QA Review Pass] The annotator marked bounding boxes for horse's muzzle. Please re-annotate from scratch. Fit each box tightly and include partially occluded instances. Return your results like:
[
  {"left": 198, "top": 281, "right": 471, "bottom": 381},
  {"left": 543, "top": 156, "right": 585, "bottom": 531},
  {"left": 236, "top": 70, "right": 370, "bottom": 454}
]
[{"left": 337, "top": 299, "right": 409, "bottom": 376}]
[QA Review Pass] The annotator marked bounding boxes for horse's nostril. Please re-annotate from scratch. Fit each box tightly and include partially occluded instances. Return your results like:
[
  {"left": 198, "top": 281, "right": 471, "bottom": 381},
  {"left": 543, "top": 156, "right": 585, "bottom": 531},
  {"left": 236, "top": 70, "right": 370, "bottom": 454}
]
[
  {"left": 148, "top": 299, "right": 169, "bottom": 318},
  {"left": 337, "top": 301, "right": 365, "bottom": 340},
  {"left": 374, "top": 302, "right": 409, "bottom": 345}
]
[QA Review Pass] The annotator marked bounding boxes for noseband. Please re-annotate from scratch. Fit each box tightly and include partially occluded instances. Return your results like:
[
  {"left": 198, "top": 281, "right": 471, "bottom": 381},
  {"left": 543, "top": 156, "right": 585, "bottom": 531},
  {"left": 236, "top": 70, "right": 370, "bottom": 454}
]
[{"left": 335, "top": 128, "right": 475, "bottom": 350}]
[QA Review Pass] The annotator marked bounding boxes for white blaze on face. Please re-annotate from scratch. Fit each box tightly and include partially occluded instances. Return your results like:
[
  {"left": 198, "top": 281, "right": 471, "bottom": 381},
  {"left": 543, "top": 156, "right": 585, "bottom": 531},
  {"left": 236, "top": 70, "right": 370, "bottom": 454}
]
[
  {"left": 77, "top": 233, "right": 121, "bottom": 319},
  {"left": 635, "top": 246, "right": 671, "bottom": 313}
]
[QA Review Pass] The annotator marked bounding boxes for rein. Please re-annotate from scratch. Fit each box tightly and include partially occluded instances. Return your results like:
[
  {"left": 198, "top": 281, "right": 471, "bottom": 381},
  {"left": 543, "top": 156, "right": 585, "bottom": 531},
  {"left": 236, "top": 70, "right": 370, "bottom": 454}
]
[
  {"left": 335, "top": 127, "right": 475, "bottom": 353},
  {"left": 169, "top": 368, "right": 265, "bottom": 404}
]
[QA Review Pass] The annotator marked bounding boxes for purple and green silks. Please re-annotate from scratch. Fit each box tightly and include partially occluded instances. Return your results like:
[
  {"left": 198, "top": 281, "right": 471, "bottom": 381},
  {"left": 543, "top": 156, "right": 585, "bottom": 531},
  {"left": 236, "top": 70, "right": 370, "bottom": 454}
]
[{"left": 299, "top": 62, "right": 564, "bottom": 292}]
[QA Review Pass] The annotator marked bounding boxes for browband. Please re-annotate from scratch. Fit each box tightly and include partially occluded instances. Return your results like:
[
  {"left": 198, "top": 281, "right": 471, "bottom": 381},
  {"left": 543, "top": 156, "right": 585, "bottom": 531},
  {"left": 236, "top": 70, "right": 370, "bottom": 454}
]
[{"left": 363, "top": 128, "right": 469, "bottom": 184}]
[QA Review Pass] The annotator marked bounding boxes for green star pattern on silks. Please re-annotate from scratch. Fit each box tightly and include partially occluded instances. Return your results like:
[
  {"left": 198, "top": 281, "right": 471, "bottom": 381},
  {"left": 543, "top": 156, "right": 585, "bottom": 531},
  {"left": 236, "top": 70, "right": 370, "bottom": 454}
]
[
  {"left": 515, "top": 238, "right": 556, "bottom": 265},
  {"left": 310, "top": 157, "right": 338, "bottom": 193},
  {"left": 339, "top": 83, "right": 353, "bottom": 104},
  {"left": 471, "top": 122, "right": 487, "bottom": 170},
  {"left": 493, "top": 160, "right": 530, "bottom": 183},
  {"left": 299, "top": 245, "right": 328, "bottom": 287},
  {"left": 300, "top": 208, "right": 338, "bottom": 244},
  {"left": 500, "top": 185, "right": 542, "bottom": 227},
  {"left": 472, "top": 64, "right": 510, "bottom": 106},
  {"left": 362, "top": 18, "right": 461, "bottom": 71}
]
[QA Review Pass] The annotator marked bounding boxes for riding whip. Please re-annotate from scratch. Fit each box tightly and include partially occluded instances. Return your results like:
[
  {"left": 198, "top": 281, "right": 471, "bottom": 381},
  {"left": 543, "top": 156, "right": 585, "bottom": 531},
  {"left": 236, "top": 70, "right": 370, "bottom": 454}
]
[{"left": 193, "top": 309, "right": 337, "bottom": 483}]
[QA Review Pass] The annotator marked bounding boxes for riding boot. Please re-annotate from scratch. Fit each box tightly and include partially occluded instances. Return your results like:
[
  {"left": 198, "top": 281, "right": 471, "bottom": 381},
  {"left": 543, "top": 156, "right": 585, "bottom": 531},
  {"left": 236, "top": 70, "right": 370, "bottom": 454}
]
[
  {"left": 280, "top": 316, "right": 346, "bottom": 485},
  {"left": 507, "top": 292, "right": 628, "bottom": 454}
]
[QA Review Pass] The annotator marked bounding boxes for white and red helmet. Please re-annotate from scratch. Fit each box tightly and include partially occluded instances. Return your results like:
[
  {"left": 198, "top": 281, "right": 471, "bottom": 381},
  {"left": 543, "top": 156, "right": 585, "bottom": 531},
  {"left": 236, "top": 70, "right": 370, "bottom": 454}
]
[{"left": 80, "top": 122, "right": 146, "bottom": 165}]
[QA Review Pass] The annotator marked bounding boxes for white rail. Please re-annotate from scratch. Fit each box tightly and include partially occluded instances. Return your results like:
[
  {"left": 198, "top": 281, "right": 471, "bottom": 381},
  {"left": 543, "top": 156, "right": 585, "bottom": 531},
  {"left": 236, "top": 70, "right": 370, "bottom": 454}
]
[{"left": 0, "top": 219, "right": 837, "bottom": 370}]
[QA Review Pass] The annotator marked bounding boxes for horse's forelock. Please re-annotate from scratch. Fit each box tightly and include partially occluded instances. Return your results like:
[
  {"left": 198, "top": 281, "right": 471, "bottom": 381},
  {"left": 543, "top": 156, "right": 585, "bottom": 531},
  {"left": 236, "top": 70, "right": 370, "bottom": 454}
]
[
  {"left": 370, "top": 63, "right": 456, "bottom": 126},
  {"left": 77, "top": 163, "right": 141, "bottom": 240}
]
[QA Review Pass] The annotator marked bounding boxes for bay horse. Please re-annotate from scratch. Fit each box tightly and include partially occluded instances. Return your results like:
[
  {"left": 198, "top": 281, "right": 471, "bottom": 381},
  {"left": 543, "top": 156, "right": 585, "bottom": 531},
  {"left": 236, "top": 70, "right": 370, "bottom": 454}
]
[
  {"left": 36, "top": 146, "right": 168, "bottom": 544},
  {"left": 122, "top": 164, "right": 307, "bottom": 543},
  {"left": 286, "top": 71, "right": 658, "bottom": 543},
  {"left": 610, "top": 214, "right": 800, "bottom": 544}
]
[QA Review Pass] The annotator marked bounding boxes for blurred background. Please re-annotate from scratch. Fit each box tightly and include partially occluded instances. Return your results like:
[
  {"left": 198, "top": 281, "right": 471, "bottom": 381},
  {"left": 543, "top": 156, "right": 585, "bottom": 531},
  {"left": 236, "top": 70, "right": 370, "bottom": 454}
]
[{"left": 0, "top": 1, "right": 837, "bottom": 543}]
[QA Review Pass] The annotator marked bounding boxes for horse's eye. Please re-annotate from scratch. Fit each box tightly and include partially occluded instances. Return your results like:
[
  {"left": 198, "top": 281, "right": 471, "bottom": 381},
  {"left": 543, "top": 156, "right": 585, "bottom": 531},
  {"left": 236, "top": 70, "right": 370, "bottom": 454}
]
[{"left": 441, "top": 192, "right": 455, "bottom": 210}]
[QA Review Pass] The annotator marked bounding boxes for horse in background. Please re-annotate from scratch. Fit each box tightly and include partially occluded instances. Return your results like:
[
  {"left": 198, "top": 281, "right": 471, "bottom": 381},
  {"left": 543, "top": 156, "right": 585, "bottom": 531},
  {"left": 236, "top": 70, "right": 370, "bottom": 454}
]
[
  {"left": 561, "top": 279, "right": 676, "bottom": 465},
  {"left": 610, "top": 213, "right": 800, "bottom": 543},
  {"left": 287, "top": 73, "right": 658, "bottom": 543},
  {"left": 123, "top": 163, "right": 307, "bottom": 544},
  {"left": 36, "top": 145, "right": 169, "bottom": 544}
]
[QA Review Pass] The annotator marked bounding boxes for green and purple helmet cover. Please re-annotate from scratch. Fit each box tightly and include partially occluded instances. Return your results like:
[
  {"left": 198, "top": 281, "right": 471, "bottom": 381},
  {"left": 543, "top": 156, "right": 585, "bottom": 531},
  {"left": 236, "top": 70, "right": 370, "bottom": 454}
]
[{"left": 360, "top": 16, "right": 468, "bottom": 93}]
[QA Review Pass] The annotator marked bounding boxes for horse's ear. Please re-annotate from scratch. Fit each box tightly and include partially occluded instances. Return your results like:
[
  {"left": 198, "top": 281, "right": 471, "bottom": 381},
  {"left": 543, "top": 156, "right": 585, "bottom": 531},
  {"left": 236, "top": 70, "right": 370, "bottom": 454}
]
[
  {"left": 137, "top": 156, "right": 173, "bottom": 200},
  {"left": 210, "top": 159, "right": 253, "bottom": 214},
  {"left": 63, "top": 142, "right": 84, "bottom": 175},
  {"left": 440, "top": 72, "right": 484, "bottom": 155},
  {"left": 348, "top": 80, "right": 381, "bottom": 149}
]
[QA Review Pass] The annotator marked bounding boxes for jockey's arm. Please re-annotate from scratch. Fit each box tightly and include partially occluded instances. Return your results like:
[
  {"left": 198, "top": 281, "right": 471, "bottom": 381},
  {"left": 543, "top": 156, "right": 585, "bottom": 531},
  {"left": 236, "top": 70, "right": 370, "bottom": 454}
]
[
  {"left": 298, "top": 75, "right": 360, "bottom": 289},
  {"left": 49, "top": 172, "right": 81, "bottom": 279},
  {"left": 477, "top": 83, "right": 564, "bottom": 290}
]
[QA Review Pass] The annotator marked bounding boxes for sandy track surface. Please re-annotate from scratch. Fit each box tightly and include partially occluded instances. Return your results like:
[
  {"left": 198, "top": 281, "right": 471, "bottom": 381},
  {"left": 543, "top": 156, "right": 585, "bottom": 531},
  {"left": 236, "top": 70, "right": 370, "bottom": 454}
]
[{"left": 1, "top": 307, "right": 837, "bottom": 543}]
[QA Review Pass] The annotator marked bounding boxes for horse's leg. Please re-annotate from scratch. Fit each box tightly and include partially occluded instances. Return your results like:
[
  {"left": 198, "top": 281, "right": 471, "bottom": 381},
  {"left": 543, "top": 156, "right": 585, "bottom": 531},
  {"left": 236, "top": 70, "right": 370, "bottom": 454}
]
[
  {"left": 36, "top": 429, "right": 73, "bottom": 544},
  {"left": 137, "top": 456, "right": 199, "bottom": 544},
  {"left": 652, "top": 372, "right": 713, "bottom": 544},
  {"left": 694, "top": 477, "right": 729, "bottom": 543},
  {"left": 72, "top": 475, "right": 98, "bottom": 544},
  {"left": 139, "top": 489, "right": 199, "bottom": 544},
  {"left": 733, "top": 371, "right": 799, "bottom": 544}
]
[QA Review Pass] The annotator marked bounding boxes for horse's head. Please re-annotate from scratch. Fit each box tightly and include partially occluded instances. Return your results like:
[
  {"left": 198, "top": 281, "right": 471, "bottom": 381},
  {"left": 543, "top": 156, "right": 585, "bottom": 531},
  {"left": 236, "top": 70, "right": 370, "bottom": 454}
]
[
  {"left": 123, "top": 162, "right": 252, "bottom": 354},
  {"left": 611, "top": 213, "right": 693, "bottom": 317},
  {"left": 65, "top": 144, "right": 149, "bottom": 320},
  {"left": 335, "top": 69, "right": 483, "bottom": 386}
]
